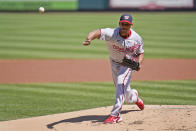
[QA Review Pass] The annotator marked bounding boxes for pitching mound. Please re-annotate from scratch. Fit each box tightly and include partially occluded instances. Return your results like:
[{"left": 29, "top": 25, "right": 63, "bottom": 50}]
[{"left": 0, "top": 105, "right": 195, "bottom": 131}]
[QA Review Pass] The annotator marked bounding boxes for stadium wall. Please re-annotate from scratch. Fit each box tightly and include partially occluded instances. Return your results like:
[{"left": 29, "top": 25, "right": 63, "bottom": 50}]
[
  {"left": 0, "top": 0, "right": 195, "bottom": 11},
  {"left": 78, "top": 0, "right": 196, "bottom": 11}
]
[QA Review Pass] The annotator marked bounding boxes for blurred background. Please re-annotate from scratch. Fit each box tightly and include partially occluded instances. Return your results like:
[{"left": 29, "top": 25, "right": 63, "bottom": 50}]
[{"left": 0, "top": 0, "right": 195, "bottom": 11}]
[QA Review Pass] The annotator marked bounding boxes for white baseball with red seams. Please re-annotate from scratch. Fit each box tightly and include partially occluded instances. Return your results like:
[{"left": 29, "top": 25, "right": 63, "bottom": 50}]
[{"left": 99, "top": 27, "right": 144, "bottom": 117}]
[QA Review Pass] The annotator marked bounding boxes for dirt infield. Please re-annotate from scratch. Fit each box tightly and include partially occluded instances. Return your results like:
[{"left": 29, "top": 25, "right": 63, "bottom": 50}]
[
  {"left": 0, "top": 105, "right": 196, "bottom": 131},
  {"left": 0, "top": 59, "right": 196, "bottom": 83}
]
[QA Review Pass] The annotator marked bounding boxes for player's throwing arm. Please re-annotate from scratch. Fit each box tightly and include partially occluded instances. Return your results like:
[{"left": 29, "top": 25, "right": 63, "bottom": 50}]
[{"left": 82, "top": 30, "right": 101, "bottom": 46}]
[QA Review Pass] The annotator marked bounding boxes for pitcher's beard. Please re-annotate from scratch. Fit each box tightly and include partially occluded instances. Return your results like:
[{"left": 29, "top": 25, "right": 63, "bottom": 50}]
[{"left": 120, "top": 29, "right": 129, "bottom": 37}]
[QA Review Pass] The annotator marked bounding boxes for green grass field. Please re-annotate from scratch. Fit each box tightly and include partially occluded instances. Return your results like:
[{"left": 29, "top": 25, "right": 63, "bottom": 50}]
[
  {"left": 0, "top": 12, "right": 196, "bottom": 121},
  {"left": 0, "top": 80, "right": 196, "bottom": 121},
  {"left": 0, "top": 12, "right": 196, "bottom": 59}
]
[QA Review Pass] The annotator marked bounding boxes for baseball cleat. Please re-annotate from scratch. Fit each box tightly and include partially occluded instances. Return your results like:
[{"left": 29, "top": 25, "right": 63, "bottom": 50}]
[
  {"left": 104, "top": 115, "right": 122, "bottom": 124},
  {"left": 132, "top": 89, "right": 144, "bottom": 110},
  {"left": 136, "top": 97, "right": 144, "bottom": 110}
]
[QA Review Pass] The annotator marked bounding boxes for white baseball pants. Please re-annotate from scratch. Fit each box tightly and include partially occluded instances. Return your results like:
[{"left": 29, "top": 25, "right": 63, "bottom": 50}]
[{"left": 109, "top": 58, "right": 138, "bottom": 117}]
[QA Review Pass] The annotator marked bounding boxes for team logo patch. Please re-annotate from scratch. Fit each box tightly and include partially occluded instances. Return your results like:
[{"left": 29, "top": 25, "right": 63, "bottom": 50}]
[{"left": 124, "top": 16, "right": 129, "bottom": 19}]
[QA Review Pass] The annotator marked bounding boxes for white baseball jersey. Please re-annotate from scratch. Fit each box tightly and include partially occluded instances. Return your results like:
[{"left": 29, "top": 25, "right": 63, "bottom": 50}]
[
  {"left": 100, "top": 27, "right": 144, "bottom": 63},
  {"left": 99, "top": 27, "right": 144, "bottom": 117}
]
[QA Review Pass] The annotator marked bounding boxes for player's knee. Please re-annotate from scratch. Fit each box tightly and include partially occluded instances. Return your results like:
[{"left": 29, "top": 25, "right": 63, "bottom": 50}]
[{"left": 117, "top": 75, "right": 124, "bottom": 84}]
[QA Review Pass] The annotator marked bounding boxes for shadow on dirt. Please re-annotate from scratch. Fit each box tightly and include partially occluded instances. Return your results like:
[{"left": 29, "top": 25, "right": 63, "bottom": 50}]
[{"left": 46, "top": 109, "right": 139, "bottom": 129}]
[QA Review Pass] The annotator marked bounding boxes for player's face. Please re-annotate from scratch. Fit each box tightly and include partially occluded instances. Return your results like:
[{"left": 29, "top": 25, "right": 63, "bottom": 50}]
[{"left": 119, "top": 22, "right": 132, "bottom": 36}]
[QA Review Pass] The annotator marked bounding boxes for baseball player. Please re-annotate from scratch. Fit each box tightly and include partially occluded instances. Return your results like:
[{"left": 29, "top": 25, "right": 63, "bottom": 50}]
[{"left": 82, "top": 14, "right": 144, "bottom": 124}]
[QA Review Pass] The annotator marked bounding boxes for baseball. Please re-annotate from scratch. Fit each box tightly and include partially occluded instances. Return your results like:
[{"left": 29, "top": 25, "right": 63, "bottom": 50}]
[{"left": 39, "top": 7, "right": 45, "bottom": 13}]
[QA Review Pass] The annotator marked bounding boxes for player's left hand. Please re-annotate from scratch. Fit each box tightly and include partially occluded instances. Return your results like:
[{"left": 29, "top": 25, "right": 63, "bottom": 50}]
[
  {"left": 83, "top": 40, "right": 91, "bottom": 46},
  {"left": 121, "top": 57, "right": 141, "bottom": 71}
]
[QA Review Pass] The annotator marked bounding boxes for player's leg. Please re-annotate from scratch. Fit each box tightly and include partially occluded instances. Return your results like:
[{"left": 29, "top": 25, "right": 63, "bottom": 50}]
[
  {"left": 110, "top": 66, "right": 132, "bottom": 115},
  {"left": 104, "top": 59, "right": 122, "bottom": 124},
  {"left": 109, "top": 59, "right": 120, "bottom": 88},
  {"left": 110, "top": 60, "right": 144, "bottom": 111},
  {"left": 125, "top": 86, "right": 137, "bottom": 103},
  {"left": 125, "top": 85, "right": 135, "bottom": 103},
  {"left": 125, "top": 87, "right": 144, "bottom": 110},
  {"left": 132, "top": 89, "right": 144, "bottom": 110},
  {"left": 105, "top": 63, "right": 133, "bottom": 124}
]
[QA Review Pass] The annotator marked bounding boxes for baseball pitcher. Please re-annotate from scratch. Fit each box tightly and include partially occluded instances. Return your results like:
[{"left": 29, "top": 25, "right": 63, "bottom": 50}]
[{"left": 82, "top": 14, "right": 144, "bottom": 124}]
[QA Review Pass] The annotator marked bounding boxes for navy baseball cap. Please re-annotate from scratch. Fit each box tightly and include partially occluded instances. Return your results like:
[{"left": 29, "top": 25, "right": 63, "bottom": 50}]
[{"left": 119, "top": 14, "right": 133, "bottom": 25}]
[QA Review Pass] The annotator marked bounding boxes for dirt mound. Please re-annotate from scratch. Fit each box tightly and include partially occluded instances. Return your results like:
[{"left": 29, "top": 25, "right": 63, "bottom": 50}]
[{"left": 0, "top": 105, "right": 195, "bottom": 131}]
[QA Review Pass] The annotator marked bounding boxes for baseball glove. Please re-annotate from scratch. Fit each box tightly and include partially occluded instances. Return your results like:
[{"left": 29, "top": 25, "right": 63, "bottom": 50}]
[{"left": 121, "top": 57, "right": 140, "bottom": 71}]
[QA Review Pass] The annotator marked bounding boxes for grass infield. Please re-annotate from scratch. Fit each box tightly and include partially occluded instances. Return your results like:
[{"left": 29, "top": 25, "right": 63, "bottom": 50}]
[
  {"left": 0, "top": 12, "right": 196, "bottom": 59},
  {"left": 0, "top": 80, "right": 196, "bottom": 121}
]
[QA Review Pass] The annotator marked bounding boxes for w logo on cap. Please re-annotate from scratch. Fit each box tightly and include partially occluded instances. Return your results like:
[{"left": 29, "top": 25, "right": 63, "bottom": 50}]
[
  {"left": 124, "top": 16, "right": 129, "bottom": 19},
  {"left": 120, "top": 14, "right": 133, "bottom": 25}
]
